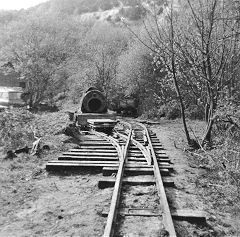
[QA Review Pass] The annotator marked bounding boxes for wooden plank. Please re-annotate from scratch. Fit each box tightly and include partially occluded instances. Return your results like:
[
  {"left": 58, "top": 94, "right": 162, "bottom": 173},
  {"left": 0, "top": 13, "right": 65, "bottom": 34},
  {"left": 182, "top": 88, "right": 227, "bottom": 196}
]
[
  {"left": 156, "top": 154, "right": 169, "bottom": 157},
  {"left": 126, "top": 161, "right": 148, "bottom": 166},
  {"left": 125, "top": 164, "right": 153, "bottom": 168},
  {"left": 153, "top": 147, "right": 165, "bottom": 150},
  {"left": 76, "top": 146, "right": 116, "bottom": 149},
  {"left": 127, "top": 158, "right": 146, "bottom": 162},
  {"left": 88, "top": 118, "right": 116, "bottom": 123},
  {"left": 102, "top": 208, "right": 162, "bottom": 217},
  {"left": 89, "top": 124, "right": 115, "bottom": 129},
  {"left": 127, "top": 153, "right": 145, "bottom": 157},
  {"left": 47, "top": 160, "right": 119, "bottom": 164},
  {"left": 155, "top": 151, "right": 167, "bottom": 154},
  {"left": 79, "top": 142, "right": 112, "bottom": 145},
  {"left": 128, "top": 150, "right": 144, "bottom": 154},
  {"left": 102, "top": 208, "right": 206, "bottom": 222},
  {"left": 102, "top": 167, "right": 153, "bottom": 176},
  {"left": 62, "top": 152, "right": 118, "bottom": 157},
  {"left": 156, "top": 154, "right": 169, "bottom": 158},
  {"left": 171, "top": 210, "right": 206, "bottom": 222},
  {"left": 127, "top": 156, "right": 146, "bottom": 159},
  {"left": 102, "top": 167, "right": 170, "bottom": 176},
  {"left": 69, "top": 149, "right": 117, "bottom": 153},
  {"left": 128, "top": 156, "right": 170, "bottom": 163},
  {"left": 98, "top": 176, "right": 174, "bottom": 189},
  {"left": 157, "top": 162, "right": 172, "bottom": 166},
  {"left": 157, "top": 157, "right": 170, "bottom": 162},
  {"left": 79, "top": 138, "right": 104, "bottom": 141},
  {"left": 58, "top": 156, "right": 118, "bottom": 161},
  {"left": 46, "top": 163, "right": 119, "bottom": 171}
]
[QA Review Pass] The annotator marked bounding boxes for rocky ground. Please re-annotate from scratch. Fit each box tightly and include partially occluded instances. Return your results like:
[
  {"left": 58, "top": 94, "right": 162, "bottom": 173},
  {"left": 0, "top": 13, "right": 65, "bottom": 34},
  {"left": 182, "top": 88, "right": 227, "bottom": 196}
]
[{"left": 0, "top": 112, "right": 239, "bottom": 236}]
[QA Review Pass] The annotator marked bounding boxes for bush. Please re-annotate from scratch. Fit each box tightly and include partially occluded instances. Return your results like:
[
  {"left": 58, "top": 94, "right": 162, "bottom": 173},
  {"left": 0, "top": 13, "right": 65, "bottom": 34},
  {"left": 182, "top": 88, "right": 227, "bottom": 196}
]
[
  {"left": 0, "top": 109, "right": 35, "bottom": 152},
  {"left": 186, "top": 105, "right": 205, "bottom": 120},
  {"left": 159, "top": 101, "right": 181, "bottom": 120},
  {"left": 144, "top": 108, "right": 162, "bottom": 119},
  {"left": 195, "top": 101, "right": 240, "bottom": 203},
  {"left": 143, "top": 101, "right": 181, "bottom": 120}
]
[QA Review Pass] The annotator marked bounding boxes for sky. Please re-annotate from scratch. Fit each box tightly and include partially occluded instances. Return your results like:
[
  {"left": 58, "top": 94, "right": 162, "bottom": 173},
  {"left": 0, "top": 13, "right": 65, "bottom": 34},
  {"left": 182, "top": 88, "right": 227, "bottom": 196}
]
[{"left": 0, "top": 0, "right": 48, "bottom": 10}]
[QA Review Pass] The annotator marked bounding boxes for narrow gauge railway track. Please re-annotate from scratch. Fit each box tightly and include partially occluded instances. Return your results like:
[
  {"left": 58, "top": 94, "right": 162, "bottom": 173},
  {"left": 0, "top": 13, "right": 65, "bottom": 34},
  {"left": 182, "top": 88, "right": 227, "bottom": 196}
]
[
  {"left": 46, "top": 120, "right": 176, "bottom": 236},
  {"left": 101, "top": 121, "right": 176, "bottom": 237}
]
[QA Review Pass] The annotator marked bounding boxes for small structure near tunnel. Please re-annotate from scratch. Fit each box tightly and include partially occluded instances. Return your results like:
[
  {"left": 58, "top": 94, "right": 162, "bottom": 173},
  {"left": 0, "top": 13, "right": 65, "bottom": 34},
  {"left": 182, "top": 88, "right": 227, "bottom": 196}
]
[
  {"left": 80, "top": 87, "right": 108, "bottom": 114},
  {"left": 73, "top": 87, "right": 117, "bottom": 130}
]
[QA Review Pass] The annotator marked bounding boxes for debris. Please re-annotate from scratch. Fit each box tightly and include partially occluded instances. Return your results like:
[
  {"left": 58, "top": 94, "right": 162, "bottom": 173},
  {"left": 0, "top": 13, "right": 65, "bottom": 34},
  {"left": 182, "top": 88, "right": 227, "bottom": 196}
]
[
  {"left": 5, "top": 146, "right": 31, "bottom": 159},
  {"left": 31, "top": 138, "right": 41, "bottom": 155},
  {"left": 5, "top": 150, "right": 17, "bottom": 159}
]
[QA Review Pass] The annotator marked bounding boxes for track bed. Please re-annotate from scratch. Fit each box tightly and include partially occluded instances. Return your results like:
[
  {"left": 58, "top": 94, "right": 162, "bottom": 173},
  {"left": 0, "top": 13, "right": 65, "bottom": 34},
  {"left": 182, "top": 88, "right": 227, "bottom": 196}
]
[{"left": 46, "top": 121, "right": 176, "bottom": 236}]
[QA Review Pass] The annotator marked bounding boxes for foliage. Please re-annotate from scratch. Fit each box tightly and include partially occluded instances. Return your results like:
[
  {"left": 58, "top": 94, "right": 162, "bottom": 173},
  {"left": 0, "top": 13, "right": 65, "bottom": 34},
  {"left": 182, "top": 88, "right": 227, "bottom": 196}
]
[
  {"left": 186, "top": 105, "right": 205, "bottom": 120},
  {"left": 160, "top": 101, "right": 181, "bottom": 120},
  {"left": 68, "top": 22, "right": 131, "bottom": 104},
  {"left": 116, "top": 39, "right": 173, "bottom": 114},
  {"left": 0, "top": 15, "right": 87, "bottom": 108},
  {"left": 0, "top": 0, "right": 240, "bottom": 137},
  {"left": 137, "top": 0, "right": 240, "bottom": 145},
  {"left": 0, "top": 10, "right": 21, "bottom": 25}
]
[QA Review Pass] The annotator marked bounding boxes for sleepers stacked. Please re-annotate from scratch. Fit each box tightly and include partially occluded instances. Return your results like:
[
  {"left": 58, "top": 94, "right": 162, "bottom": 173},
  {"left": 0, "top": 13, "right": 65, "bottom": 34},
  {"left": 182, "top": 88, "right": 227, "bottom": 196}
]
[{"left": 46, "top": 134, "right": 120, "bottom": 171}]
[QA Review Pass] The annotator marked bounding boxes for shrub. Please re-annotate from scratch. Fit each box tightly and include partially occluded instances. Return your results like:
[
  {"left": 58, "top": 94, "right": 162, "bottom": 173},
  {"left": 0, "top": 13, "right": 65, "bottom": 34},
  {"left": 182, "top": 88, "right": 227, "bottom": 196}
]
[
  {"left": 186, "top": 105, "right": 205, "bottom": 120},
  {"left": 0, "top": 109, "right": 35, "bottom": 152},
  {"left": 143, "top": 101, "right": 181, "bottom": 120},
  {"left": 159, "top": 101, "right": 181, "bottom": 120},
  {"left": 144, "top": 108, "right": 162, "bottom": 119}
]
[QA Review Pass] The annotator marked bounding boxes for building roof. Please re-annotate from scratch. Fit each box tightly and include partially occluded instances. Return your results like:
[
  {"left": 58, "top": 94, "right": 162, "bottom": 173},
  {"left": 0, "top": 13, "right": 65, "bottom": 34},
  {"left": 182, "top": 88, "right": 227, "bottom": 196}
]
[{"left": 0, "top": 86, "right": 23, "bottom": 93}]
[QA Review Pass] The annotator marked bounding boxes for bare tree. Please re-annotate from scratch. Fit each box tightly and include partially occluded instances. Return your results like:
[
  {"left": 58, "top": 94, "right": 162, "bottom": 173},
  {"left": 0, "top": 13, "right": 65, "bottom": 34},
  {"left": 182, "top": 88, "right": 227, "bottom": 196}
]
[{"left": 128, "top": 0, "right": 240, "bottom": 146}]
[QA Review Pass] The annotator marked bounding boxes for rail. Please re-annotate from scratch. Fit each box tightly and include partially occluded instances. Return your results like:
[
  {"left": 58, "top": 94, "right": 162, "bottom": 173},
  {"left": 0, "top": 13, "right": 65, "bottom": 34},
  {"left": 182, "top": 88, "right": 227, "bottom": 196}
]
[
  {"left": 103, "top": 122, "right": 132, "bottom": 237},
  {"left": 136, "top": 122, "right": 176, "bottom": 237},
  {"left": 91, "top": 130, "right": 123, "bottom": 162}
]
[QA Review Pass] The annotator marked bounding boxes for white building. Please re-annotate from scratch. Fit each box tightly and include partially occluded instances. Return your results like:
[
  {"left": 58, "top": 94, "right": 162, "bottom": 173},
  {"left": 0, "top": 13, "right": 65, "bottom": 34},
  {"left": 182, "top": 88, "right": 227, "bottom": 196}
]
[{"left": 0, "top": 87, "right": 24, "bottom": 109}]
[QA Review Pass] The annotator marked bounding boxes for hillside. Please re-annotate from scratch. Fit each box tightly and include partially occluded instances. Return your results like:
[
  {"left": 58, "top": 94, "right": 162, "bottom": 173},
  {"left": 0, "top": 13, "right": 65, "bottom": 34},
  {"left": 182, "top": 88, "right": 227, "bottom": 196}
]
[
  {"left": 31, "top": 0, "right": 159, "bottom": 21},
  {"left": 0, "top": 0, "right": 167, "bottom": 25}
]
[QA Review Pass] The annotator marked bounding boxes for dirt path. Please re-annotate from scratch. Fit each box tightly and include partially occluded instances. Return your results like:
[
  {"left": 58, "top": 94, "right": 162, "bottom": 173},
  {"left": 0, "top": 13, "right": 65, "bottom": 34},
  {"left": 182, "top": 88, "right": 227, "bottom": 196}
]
[{"left": 152, "top": 119, "right": 240, "bottom": 237}]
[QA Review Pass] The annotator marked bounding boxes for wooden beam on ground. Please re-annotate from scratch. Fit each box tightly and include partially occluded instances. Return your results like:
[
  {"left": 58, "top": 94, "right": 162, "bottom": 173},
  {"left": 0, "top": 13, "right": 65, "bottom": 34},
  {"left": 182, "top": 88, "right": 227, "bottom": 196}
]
[
  {"left": 62, "top": 152, "right": 118, "bottom": 157},
  {"left": 58, "top": 156, "right": 118, "bottom": 161},
  {"left": 98, "top": 176, "right": 174, "bottom": 189},
  {"left": 76, "top": 146, "right": 116, "bottom": 149},
  {"left": 171, "top": 210, "right": 206, "bottom": 223},
  {"left": 69, "top": 149, "right": 117, "bottom": 153},
  {"left": 102, "top": 208, "right": 162, "bottom": 217},
  {"left": 102, "top": 166, "right": 170, "bottom": 176},
  {"left": 46, "top": 162, "right": 119, "bottom": 172},
  {"left": 101, "top": 208, "right": 206, "bottom": 222}
]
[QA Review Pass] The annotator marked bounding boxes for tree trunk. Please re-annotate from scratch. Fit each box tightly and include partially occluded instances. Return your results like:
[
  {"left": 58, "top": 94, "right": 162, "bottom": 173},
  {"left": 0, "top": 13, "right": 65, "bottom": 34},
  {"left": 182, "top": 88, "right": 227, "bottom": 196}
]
[
  {"left": 168, "top": 5, "right": 192, "bottom": 145},
  {"left": 172, "top": 71, "right": 191, "bottom": 144},
  {"left": 202, "top": 96, "right": 216, "bottom": 145}
]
